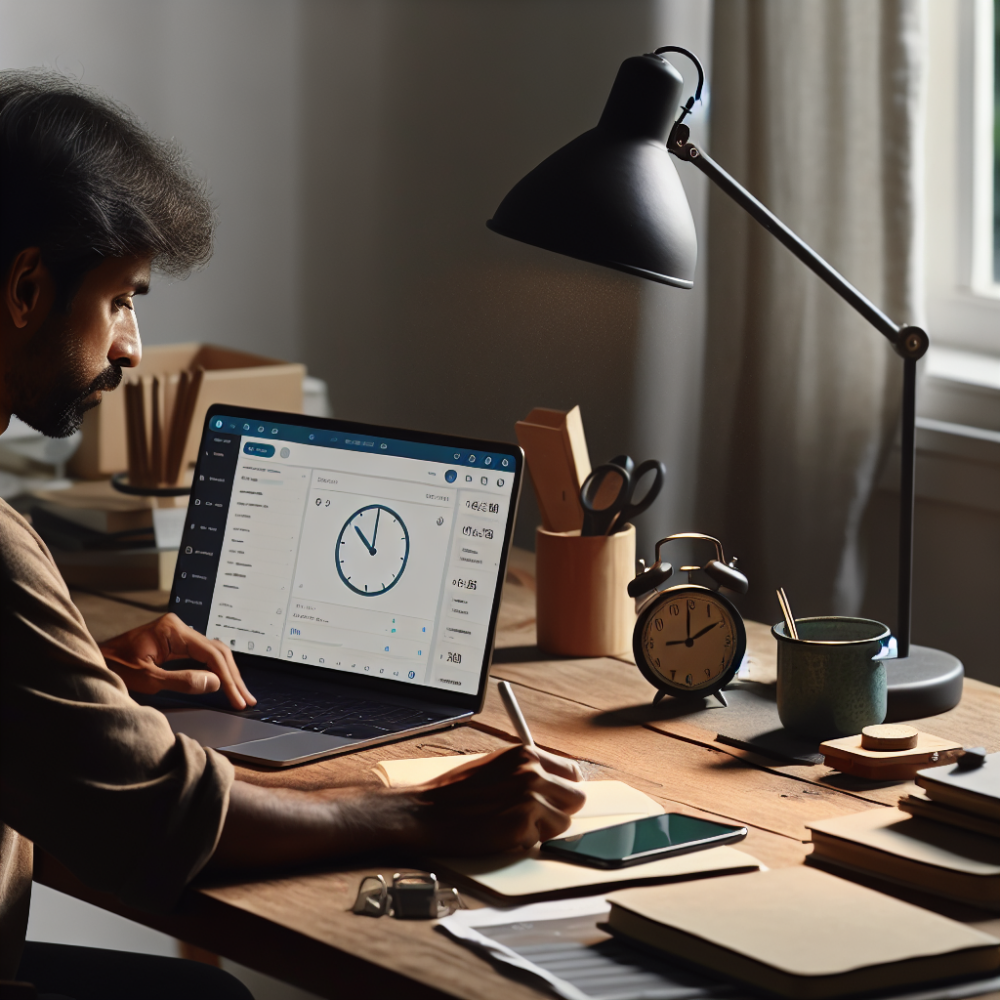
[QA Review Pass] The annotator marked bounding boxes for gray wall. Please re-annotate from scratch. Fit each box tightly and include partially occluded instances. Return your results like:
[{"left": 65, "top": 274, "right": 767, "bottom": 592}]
[
  {"left": 297, "top": 0, "right": 712, "bottom": 550},
  {"left": 2, "top": 0, "right": 713, "bottom": 553},
  {"left": 0, "top": 0, "right": 303, "bottom": 361}
]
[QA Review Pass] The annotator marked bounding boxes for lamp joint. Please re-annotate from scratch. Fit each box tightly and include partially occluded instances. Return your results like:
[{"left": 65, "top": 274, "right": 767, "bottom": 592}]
[{"left": 894, "top": 325, "right": 929, "bottom": 361}]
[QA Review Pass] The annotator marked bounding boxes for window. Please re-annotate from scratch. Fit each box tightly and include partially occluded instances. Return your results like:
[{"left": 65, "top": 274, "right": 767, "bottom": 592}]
[{"left": 923, "top": 0, "right": 1000, "bottom": 357}]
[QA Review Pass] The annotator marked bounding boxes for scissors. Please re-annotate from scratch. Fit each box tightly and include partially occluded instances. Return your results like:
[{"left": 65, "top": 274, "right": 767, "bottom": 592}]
[{"left": 579, "top": 456, "right": 666, "bottom": 536}]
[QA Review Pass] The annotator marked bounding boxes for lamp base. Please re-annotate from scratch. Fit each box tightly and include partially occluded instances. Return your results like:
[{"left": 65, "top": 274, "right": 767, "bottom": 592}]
[{"left": 885, "top": 645, "right": 964, "bottom": 723}]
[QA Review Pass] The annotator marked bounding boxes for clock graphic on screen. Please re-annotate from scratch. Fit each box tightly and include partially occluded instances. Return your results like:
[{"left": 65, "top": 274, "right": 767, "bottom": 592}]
[{"left": 336, "top": 504, "right": 410, "bottom": 596}]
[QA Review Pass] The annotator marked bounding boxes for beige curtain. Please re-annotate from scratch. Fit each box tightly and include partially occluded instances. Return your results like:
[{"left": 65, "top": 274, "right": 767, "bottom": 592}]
[{"left": 694, "top": 0, "right": 926, "bottom": 623}]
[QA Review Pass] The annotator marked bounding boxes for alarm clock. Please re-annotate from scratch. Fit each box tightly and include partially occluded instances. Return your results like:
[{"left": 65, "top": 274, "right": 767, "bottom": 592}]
[{"left": 628, "top": 533, "right": 749, "bottom": 707}]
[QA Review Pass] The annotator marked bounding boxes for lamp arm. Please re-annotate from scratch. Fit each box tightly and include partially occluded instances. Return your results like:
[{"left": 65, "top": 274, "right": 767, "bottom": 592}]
[
  {"left": 668, "top": 126, "right": 920, "bottom": 657},
  {"left": 669, "top": 128, "right": 928, "bottom": 362}
]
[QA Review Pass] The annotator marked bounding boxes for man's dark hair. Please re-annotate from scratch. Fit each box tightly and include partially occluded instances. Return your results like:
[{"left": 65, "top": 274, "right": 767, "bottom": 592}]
[{"left": 0, "top": 70, "right": 214, "bottom": 308}]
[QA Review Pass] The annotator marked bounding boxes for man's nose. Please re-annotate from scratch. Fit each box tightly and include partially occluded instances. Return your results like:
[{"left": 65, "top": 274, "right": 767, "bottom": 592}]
[{"left": 110, "top": 315, "right": 142, "bottom": 370}]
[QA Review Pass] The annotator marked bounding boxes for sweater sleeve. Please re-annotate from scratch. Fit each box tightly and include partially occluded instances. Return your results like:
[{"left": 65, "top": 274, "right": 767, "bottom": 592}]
[{"left": 0, "top": 500, "right": 234, "bottom": 912}]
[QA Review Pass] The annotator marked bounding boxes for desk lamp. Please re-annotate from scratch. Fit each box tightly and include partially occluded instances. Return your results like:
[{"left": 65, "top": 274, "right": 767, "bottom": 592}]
[{"left": 487, "top": 47, "right": 962, "bottom": 719}]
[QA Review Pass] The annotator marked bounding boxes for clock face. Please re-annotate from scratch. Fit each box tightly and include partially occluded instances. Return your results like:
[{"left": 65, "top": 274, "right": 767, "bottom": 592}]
[
  {"left": 336, "top": 504, "right": 409, "bottom": 597},
  {"left": 635, "top": 586, "right": 745, "bottom": 695}
]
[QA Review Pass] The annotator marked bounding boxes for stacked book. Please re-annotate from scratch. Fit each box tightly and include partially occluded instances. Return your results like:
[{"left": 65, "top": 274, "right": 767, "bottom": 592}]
[
  {"left": 901, "top": 749, "right": 1000, "bottom": 837},
  {"left": 807, "top": 752, "right": 1000, "bottom": 912},
  {"left": 605, "top": 867, "right": 1000, "bottom": 999},
  {"left": 29, "top": 480, "right": 183, "bottom": 591}
]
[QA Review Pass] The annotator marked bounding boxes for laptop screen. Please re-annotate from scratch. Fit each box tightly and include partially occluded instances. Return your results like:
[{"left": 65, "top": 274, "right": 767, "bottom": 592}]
[{"left": 171, "top": 406, "right": 521, "bottom": 702}]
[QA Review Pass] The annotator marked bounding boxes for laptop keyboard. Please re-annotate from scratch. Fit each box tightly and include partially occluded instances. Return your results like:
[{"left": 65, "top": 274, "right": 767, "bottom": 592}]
[{"left": 238, "top": 688, "right": 452, "bottom": 741}]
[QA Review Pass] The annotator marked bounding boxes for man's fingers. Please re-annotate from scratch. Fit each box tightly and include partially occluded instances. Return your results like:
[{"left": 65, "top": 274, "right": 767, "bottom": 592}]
[
  {"left": 526, "top": 792, "right": 574, "bottom": 844},
  {"left": 176, "top": 629, "right": 254, "bottom": 709},
  {"left": 523, "top": 767, "right": 587, "bottom": 815},
  {"left": 535, "top": 748, "right": 583, "bottom": 782},
  {"left": 149, "top": 665, "right": 222, "bottom": 696}
]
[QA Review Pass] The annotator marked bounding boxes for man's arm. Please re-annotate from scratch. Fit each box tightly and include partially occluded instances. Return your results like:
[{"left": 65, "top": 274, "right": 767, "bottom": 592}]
[{"left": 211, "top": 745, "right": 585, "bottom": 870}]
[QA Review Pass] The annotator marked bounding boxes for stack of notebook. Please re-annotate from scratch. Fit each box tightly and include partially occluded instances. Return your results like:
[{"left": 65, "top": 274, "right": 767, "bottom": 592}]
[
  {"left": 29, "top": 480, "right": 182, "bottom": 590},
  {"left": 606, "top": 867, "right": 1000, "bottom": 999},
  {"left": 807, "top": 754, "right": 1000, "bottom": 911},
  {"left": 900, "top": 751, "right": 1000, "bottom": 837}
]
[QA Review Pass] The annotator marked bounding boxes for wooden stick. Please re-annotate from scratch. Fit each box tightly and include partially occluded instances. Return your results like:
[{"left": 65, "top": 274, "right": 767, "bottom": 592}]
[
  {"left": 150, "top": 376, "right": 163, "bottom": 486},
  {"left": 134, "top": 377, "right": 151, "bottom": 487},
  {"left": 177, "top": 365, "right": 204, "bottom": 484},
  {"left": 165, "top": 369, "right": 190, "bottom": 486},
  {"left": 124, "top": 380, "right": 140, "bottom": 487}
]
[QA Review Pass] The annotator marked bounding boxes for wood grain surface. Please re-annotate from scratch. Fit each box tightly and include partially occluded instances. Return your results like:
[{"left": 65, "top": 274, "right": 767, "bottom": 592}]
[{"left": 45, "top": 551, "right": 998, "bottom": 1000}]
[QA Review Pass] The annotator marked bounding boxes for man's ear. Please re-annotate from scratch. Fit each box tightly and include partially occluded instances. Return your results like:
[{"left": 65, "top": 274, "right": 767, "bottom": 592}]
[{"left": 4, "top": 248, "right": 52, "bottom": 330}]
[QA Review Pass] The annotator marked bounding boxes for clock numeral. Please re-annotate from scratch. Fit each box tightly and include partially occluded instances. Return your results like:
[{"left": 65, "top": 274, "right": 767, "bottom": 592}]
[
  {"left": 669, "top": 670, "right": 676, "bottom": 681},
  {"left": 706, "top": 604, "right": 712, "bottom": 617},
  {"left": 705, "top": 668, "right": 712, "bottom": 677},
  {"left": 668, "top": 604, "right": 680, "bottom": 617},
  {"left": 687, "top": 600, "right": 696, "bottom": 610},
  {"left": 654, "top": 657, "right": 660, "bottom": 668},
  {"left": 724, "top": 636, "right": 731, "bottom": 646},
  {"left": 654, "top": 617, "right": 663, "bottom": 632},
  {"left": 685, "top": 674, "right": 693, "bottom": 685}
]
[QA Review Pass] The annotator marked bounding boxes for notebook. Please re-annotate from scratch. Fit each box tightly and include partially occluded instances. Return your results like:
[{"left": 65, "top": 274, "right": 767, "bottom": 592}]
[
  {"left": 916, "top": 753, "right": 1000, "bottom": 821},
  {"left": 606, "top": 866, "right": 1000, "bottom": 1000},
  {"left": 377, "top": 755, "right": 761, "bottom": 901},
  {"left": 807, "top": 807, "right": 1000, "bottom": 911}
]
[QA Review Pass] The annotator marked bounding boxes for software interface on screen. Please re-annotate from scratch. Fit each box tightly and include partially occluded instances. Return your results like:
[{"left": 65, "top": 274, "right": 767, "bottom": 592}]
[{"left": 171, "top": 414, "right": 517, "bottom": 694}]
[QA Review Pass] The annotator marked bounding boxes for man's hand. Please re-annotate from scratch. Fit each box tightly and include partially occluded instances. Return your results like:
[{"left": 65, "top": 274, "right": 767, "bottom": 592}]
[
  {"left": 99, "top": 613, "right": 255, "bottom": 710},
  {"left": 210, "top": 745, "right": 585, "bottom": 871},
  {"left": 408, "top": 744, "right": 586, "bottom": 852}
]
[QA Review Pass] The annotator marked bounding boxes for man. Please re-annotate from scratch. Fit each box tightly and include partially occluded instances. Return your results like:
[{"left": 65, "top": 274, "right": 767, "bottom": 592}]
[{"left": 0, "top": 71, "right": 583, "bottom": 998}]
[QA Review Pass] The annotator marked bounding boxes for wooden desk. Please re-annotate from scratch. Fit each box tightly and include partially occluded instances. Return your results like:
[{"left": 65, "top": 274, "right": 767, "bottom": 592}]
[{"left": 38, "top": 550, "right": 1000, "bottom": 999}]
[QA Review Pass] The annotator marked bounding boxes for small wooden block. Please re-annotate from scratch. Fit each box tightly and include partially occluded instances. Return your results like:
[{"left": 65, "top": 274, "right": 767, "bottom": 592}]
[
  {"left": 861, "top": 724, "right": 919, "bottom": 751},
  {"left": 820, "top": 729, "right": 963, "bottom": 781}
]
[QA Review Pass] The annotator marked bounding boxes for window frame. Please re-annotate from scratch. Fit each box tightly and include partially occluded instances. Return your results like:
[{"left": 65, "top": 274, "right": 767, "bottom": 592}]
[{"left": 923, "top": 0, "right": 1000, "bottom": 356}]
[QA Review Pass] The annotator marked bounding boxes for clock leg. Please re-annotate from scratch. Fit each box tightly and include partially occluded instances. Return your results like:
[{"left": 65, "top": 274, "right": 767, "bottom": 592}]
[
  {"left": 652, "top": 690, "right": 668, "bottom": 706},
  {"left": 714, "top": 691, "right": 729, "bottom": 707}
]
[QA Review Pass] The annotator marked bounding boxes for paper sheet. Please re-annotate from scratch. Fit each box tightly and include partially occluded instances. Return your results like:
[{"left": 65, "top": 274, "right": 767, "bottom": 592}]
[
  {"left": 438, "top": 896, "right": 728, "bottom": 1000},
  {"left": 439, "top": 896, "right": 1000, "bottom": 1000}
]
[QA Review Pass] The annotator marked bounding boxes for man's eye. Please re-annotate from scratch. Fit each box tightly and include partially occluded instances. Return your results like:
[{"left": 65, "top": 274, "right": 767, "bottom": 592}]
[{"left": 113, "top": 297, "right": 135, "bottom": 312}]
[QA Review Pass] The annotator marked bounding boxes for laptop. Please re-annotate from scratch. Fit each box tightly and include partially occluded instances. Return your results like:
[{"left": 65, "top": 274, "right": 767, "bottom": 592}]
[{"left": 155, "top": 403, "right": 523, "bottom": 766}]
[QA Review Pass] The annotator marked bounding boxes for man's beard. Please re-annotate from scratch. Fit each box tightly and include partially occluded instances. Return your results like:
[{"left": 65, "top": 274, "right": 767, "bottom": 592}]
[{"left": 7, "top": 315, "right": 125, "bottom": 438}]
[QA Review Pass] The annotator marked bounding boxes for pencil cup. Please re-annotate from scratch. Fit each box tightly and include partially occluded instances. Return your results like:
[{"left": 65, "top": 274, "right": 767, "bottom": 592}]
[
  {"left": 535, "top": 524, "right": 636, "bottom": 657},
  {"left": 773, "top": 617, "right": 890, "bottom": 740}
]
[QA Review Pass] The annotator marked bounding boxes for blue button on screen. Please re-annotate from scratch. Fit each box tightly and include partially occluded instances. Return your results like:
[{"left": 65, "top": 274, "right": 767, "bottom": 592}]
[{"left": 244, "top": 442, "right": 275, "bottom": 457}]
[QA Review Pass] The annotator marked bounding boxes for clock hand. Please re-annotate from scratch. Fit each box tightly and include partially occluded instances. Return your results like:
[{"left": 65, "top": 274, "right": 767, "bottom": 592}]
[
  {"left": 371, "top": 507, "right": 381, "bottom": 550},
  {"left": 690, "top": 621, "right": 722, "bottom": 641},
  {"left": 354, "top": 524, "right": 376, "bottom": 555},
  {"left": 686, "top": 604, "right": 691, "bottom": 641}
]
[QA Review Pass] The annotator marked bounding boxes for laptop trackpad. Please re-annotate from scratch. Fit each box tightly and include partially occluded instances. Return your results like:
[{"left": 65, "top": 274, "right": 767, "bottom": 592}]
[
  {"left": 162, "top": 708, "right": 278, "bottom": 748},
  {"left": 219, "top": 730, "right": 357, "bottom": 765}
]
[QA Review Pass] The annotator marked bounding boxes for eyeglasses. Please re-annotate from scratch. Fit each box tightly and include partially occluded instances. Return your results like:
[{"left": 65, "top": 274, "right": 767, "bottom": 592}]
[{"left": 352, "top": 872, "right": 465, "bottom": 920}]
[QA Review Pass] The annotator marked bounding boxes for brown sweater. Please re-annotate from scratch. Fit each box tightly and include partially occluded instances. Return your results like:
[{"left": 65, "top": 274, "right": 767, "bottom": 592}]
[{"left": 0, "top": 500, "right": 233, "bottom": 977}]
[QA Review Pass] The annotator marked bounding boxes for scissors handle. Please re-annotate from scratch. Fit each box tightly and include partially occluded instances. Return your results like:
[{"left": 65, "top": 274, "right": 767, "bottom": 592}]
[
  {"left": 612, "top": 459, "right": 666, "bottom": 532},
  {"left": 579, "top": 463, "right": 631, "bottom": 536}
]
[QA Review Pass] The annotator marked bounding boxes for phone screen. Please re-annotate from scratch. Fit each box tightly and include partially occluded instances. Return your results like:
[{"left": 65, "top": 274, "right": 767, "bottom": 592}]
[{"left": 541, "top": 814, "right": 747, "bottom": 868}]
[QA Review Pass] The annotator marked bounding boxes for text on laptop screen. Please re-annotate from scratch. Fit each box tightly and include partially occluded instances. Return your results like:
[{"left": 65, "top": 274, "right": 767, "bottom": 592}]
[{"left": 171, "top": 414, "right": 517, "bottom": 694}]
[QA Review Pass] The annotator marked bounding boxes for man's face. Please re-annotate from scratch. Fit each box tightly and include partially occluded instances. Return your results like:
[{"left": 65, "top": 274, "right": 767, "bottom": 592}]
[{"left": 10, "top": 255, "right": 148, "bottom": 437}]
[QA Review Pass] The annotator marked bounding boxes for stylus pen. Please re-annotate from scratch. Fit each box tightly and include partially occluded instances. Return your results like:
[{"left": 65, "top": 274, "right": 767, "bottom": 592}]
[{"left": 498, "top": 680, "right": 536, "bottom": 751}]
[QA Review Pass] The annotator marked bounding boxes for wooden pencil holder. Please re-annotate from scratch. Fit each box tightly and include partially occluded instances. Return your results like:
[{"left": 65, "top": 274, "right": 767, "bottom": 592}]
[{"left": 536, "top": 523, "right": 636, "bottom": 658}]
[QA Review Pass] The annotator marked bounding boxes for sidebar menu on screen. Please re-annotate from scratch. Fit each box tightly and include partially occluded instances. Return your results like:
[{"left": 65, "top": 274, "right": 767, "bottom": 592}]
[{"left": 171, "top": 431, "right": 240, "bottom": 632}]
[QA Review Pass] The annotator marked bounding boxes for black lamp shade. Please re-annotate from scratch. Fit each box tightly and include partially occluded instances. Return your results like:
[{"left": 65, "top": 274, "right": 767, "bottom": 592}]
[{"left": 488, "top": 54, "right": 698, "bottom": 288}]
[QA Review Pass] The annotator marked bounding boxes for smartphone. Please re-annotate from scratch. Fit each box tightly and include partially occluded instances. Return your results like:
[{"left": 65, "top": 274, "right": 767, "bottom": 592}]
[{"left": 540, "top": 814, "right": 748, "bottom": 869}]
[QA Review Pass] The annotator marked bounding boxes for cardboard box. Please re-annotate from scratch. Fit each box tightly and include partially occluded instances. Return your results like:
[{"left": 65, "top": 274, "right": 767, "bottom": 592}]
[{"left": 71, "top": 343, "right": 305, "bottom": 478}]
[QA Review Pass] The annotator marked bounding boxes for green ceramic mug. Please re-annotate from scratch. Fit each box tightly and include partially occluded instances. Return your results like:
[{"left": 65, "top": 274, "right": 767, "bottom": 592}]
[{"left": 772, "top": 617, "right": 891, "bottom": 740}]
